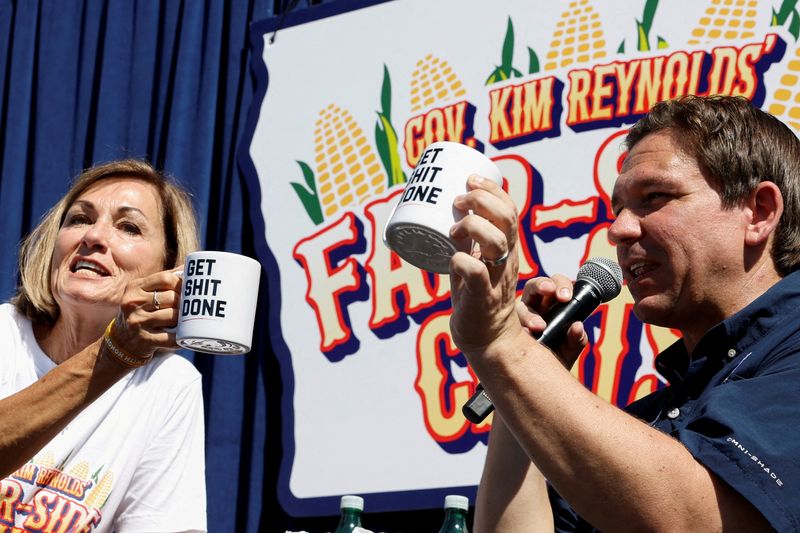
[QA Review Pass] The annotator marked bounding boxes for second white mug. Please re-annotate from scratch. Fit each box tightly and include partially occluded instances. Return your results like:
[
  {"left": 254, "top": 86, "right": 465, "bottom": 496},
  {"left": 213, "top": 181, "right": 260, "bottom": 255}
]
[{"left": 383, "top": 141, "right": 503, "bottom": 273}]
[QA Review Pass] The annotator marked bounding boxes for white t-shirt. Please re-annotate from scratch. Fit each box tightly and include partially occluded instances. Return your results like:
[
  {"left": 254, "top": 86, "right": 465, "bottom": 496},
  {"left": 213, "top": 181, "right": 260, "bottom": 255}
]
[{"left": 0, "top": 303, "right": 207, "bottom": 532}]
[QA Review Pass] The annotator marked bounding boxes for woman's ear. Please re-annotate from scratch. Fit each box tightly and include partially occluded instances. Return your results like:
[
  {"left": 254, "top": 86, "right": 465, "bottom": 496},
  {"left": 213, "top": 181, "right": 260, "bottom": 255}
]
[{"left": 745, "top": 181, "right": 783, "bottom": 247}]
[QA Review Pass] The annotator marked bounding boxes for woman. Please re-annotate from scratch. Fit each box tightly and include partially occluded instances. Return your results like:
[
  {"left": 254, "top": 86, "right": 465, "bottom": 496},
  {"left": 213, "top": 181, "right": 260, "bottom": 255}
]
[{"left": 0, "top": 160, "right": 206, "bottom": 532}]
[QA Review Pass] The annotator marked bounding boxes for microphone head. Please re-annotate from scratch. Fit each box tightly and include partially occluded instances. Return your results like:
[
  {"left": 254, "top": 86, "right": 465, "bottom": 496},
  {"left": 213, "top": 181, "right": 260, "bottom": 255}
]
[{"left": 577, "top": 258, "right": 623, "bottom": 303}]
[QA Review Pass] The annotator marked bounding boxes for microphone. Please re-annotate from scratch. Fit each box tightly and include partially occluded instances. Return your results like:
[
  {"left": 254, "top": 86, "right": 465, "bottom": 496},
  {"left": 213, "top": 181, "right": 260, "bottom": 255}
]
[{"left": 461, "top": 257, "right": 623, "bottom": 424}]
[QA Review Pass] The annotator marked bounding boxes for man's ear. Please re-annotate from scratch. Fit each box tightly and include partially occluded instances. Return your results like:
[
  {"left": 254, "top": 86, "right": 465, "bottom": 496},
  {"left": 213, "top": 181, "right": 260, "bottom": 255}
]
[{"left": 745, "top": 181, "right": 783, "bottom": 246}]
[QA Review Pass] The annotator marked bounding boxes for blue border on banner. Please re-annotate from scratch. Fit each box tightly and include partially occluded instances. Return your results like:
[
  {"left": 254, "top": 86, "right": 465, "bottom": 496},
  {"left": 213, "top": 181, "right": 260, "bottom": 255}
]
[{"left": 238, "top": 0, "right": 479, "bottom": 518}]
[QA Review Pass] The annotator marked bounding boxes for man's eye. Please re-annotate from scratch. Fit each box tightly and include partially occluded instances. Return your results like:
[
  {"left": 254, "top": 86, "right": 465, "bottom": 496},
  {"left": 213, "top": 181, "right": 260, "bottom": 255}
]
[{"left": 645, "top": 192, "right": 668, "bottom": 202}]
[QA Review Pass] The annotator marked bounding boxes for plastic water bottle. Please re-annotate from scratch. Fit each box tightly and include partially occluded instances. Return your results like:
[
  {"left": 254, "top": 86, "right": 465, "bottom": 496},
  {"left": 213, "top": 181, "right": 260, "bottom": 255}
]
[
  {"left": 333, "top": 495, "right": 364, "bottom": 533},
  {"left": 438, "top": 494, "right": 469, "bottom": 533}
]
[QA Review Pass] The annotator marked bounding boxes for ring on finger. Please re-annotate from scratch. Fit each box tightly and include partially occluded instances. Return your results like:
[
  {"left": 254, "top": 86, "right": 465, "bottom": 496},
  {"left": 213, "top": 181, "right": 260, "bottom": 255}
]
[
  {"left": 481, "top": 250, "right": 509, "bottom": 267},
  {"left": 152, "top": 290, "right": 161, "bottom": 310}
]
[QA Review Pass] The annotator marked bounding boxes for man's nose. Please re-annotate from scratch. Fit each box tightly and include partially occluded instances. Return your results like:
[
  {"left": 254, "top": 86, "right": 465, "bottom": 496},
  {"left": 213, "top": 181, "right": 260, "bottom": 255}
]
[{"left": 608, "top": 208, "right": 641, "bottom": 245}]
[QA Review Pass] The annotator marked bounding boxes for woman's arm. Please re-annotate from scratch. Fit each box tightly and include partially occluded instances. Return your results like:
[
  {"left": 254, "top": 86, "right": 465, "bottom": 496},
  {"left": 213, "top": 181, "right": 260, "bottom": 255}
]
[
  {"left": 0, "top": 338, "right": 129, "bottom": 478},
  {"left": 0, "top": 269, "right": 183, "bottom": 477}
]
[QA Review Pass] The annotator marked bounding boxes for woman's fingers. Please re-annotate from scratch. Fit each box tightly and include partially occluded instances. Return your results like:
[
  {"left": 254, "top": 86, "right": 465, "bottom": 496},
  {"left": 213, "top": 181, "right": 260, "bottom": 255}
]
[{"left": 114, "top": 269, "right": 185, "bottom": 354}]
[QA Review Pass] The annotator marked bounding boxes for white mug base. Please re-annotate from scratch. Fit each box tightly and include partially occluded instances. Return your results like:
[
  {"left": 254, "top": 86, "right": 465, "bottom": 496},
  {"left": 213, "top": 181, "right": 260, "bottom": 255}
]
[
  {"left": 177, "top": 336, "right": 250, "bottom": 355},
  {"left": 385, "top": 222, "right": 460, "bottom": 274}
]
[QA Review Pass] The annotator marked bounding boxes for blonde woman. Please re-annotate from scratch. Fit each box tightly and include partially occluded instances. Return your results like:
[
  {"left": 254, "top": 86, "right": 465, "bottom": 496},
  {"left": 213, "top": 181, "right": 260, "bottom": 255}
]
[{"left": 0, "top": 160, "right": 206, "bottom": 532}]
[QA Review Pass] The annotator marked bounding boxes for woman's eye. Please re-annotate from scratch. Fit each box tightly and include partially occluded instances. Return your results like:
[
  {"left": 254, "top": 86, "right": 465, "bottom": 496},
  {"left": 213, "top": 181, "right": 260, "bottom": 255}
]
[
  {"left": 65, "top": 214, "right": 90, "bottom": 226},
  {"left": 119, "top": 222, "right": 142, "bottom": 235}
]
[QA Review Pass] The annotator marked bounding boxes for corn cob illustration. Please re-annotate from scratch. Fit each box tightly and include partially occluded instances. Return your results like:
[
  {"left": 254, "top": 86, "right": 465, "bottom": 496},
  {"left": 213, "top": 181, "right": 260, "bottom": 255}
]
[
  {"left": 35, "top": 452, "right": 56, "bottom": 469},
  {"left": 544, "top": 0, "right": 608, "bottom": 71},
  {"left": 291, "top": 104, "right": 387, "bottom": 223},
  {"left": 768, "top": 0, "right": 800, "bottom": 131},
  {"left": 68, "top": 460, "right": 90, "bottom": 481},
  {"left": 410, "top": 54, "right": 467, "bottom": 113},
  {"left": 73, "top": 470, "right": 114, "bottom": 532},
  {"left": 768, "top": 48, "right": 800, "bottom": 129},
  {"left": 84, "top": 470, "right": 114, "bottom": 510},
  {"left": 687, "top": 0, "right": 759, "bottom": 45}
]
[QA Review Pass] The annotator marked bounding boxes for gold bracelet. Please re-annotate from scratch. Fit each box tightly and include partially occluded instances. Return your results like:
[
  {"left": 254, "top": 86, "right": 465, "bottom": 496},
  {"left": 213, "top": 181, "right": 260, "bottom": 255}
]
[{"left": 103, "top": 319, "right": 152, "bottom": 368}]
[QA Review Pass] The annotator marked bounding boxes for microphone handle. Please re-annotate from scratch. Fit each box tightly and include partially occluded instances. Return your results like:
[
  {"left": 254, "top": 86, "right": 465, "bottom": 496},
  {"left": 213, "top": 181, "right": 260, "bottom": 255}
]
[{"left": 461, "top": 282, "right": 601, "bottom": 424}]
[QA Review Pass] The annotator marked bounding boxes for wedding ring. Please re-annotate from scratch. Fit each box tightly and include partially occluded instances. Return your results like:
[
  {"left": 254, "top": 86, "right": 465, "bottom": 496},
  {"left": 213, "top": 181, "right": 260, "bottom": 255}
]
[
  {"left": 481, "top": 250, "right": 509, "bottom": 267},
  {"left": 152, "top": 290, "right": 161, "bottom": 310}
]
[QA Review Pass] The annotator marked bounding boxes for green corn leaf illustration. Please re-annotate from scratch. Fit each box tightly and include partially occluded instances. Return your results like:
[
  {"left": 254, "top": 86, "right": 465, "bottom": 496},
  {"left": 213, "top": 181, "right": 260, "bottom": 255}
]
[
  {"left": 290, "top": 161, "right": 323, "bottom": 225},
  {"left": 773, "top": 0, "right": 799, "bottom": 26},
  {"left": 636, "top": 21, "right": 649, "bottom": 52},
  {"left": 487, "top": 16, "right": 523, "bottom": 84},
  {"left": 618, "top": 40, "right": 626, "bottom": 53},
  {"left": 630, "top": 0, "right": 662, "bottom": 52},
  {"left": 501, "top": 17, "right": 515, "bottom": 73},
  {"left": 657, "top": 36, "right": 669, "bottom": 49},
  {"left": 376, "top": 114, "right": 405, "bottom": 187},
  {"left": 791, "top": 10, "right": 800, "bottom": 40},
  {"left": 527, "top": 46, "right": 540, "bottom": 74},
  {"left": 485, "top": 66, "right": 507, "bottom": 85},
  {"left": 92, "top": 465, "right": 104, "bottom": 484},
  {"left": 380, "top": 64, "right": 392, "bottom": 121},
  {"left": 374, "top": 65, "right": 407, "bottom": 187},
  {"left": 641, "top": 0, "right": 659, "bottom": 34},
  {"left": 375, "top": 121, "right": 391, "bottom": 183}
]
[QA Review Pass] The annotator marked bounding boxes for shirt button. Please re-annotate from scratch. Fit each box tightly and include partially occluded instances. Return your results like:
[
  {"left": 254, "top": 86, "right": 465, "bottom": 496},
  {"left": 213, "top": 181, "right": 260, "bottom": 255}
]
[
  {"left": 727, "top": 349, "right": 737, "bottom": 359},
  {"left": 667, "top": 407, "right": 680, "bottom": 419}
]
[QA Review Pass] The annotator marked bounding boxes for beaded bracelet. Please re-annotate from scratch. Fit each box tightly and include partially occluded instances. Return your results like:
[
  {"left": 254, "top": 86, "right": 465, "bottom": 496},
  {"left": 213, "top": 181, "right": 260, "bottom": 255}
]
[{"left": 103, "top": 318, "right": 153, "bottom": 368}]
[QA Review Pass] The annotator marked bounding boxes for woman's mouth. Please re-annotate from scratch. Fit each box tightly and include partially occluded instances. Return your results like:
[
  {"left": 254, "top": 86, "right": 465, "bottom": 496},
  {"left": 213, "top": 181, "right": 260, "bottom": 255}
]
[{"left": 71, "top": 259, "right": 110, "bottom": 277}]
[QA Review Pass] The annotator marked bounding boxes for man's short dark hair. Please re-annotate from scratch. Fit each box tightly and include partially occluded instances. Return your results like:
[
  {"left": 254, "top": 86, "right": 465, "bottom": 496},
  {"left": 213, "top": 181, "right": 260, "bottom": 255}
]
[{"left": 626, "top": 95, "right": 800, "bottom": 276}]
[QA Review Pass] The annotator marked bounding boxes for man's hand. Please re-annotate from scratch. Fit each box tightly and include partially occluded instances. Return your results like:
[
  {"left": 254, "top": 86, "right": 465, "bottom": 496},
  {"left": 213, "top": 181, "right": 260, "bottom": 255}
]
[{"left": 516, "top": 275, "right": 589, "bottom": 368}]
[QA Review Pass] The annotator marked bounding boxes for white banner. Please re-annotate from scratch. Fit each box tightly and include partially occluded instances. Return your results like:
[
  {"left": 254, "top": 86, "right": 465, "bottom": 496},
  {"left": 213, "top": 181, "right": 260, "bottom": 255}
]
[{"left": 243, "top": 0, "right": 799, "bottom": 515}]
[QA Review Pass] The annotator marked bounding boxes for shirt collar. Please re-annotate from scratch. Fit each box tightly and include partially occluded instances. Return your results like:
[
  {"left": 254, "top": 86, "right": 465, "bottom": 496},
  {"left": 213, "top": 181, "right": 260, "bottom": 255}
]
[{"left": 654, "top": 270, "right": 800, "bottom": 383}]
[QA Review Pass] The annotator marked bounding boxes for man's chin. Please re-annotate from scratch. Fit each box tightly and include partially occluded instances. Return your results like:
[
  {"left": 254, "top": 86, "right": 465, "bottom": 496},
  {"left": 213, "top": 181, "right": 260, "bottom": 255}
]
[{"left": 631, "top": 298, "right": 674, "bottom": 328}]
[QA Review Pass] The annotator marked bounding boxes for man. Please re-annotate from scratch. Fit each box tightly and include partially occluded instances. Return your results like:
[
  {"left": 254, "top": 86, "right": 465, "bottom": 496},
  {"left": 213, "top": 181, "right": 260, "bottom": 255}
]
[{"left": 448, "top": 95, "right": 800, "bottom": 531}]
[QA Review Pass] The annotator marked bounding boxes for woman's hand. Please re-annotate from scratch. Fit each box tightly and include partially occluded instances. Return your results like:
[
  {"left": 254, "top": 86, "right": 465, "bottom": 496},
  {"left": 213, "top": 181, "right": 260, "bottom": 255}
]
[
  {"left": 517, "top": 275, "right": 588, "bottom": 369},
  {"left": 110, "top": 268, "right": 183, "bottom": 358}
]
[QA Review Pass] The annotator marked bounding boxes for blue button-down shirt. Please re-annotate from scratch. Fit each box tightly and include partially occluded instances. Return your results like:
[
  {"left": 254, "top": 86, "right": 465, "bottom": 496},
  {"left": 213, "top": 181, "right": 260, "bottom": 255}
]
[{"left": 551, "top": 270, "right": 800, "bottom": 531}]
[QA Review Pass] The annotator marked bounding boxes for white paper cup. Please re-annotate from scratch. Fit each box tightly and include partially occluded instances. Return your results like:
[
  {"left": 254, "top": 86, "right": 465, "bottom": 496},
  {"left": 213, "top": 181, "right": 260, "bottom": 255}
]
[
  {"left": 383, "top": 141, "right": 503, "bottom": 273},
  {"left": 176, "top": 251, "right": 261, "bottom": 354}
]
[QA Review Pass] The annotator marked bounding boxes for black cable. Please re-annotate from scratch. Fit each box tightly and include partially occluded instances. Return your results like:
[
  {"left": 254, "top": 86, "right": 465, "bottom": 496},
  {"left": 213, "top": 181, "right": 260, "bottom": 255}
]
[{"left": 269, "top": 0, "right": 302, "bottom": 44}]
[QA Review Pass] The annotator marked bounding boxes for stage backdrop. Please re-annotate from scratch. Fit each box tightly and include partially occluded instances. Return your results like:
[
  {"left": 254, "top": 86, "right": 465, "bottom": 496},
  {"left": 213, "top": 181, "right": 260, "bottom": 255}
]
[{"left": 242, "top": 0, "right": 800, "bottom": 518}]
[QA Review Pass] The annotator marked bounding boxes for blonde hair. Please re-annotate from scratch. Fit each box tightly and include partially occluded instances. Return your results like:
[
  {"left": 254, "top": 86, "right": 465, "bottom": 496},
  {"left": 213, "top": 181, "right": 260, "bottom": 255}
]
[{"left": 12, "top": 159, "right": 200, "bottom": 326}]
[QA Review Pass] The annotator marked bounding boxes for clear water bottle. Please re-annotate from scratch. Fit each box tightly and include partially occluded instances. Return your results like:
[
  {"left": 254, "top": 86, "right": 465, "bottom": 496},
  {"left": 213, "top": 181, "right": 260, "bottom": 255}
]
[
  {"left": 438, "top": 494, "right": 469, "bottom": 533},
  {"left": 333, "top": 494, "right": 364, "bottom": 533}
]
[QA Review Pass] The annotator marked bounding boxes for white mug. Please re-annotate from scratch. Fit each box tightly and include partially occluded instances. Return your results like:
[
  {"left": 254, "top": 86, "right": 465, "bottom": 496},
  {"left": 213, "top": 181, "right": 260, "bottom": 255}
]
[
  {"left": 176, "top": 251, "right": 261, "bottom": 355},
  {"left": 383, "top": 141, "right": 503, "bottom": 273}
]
